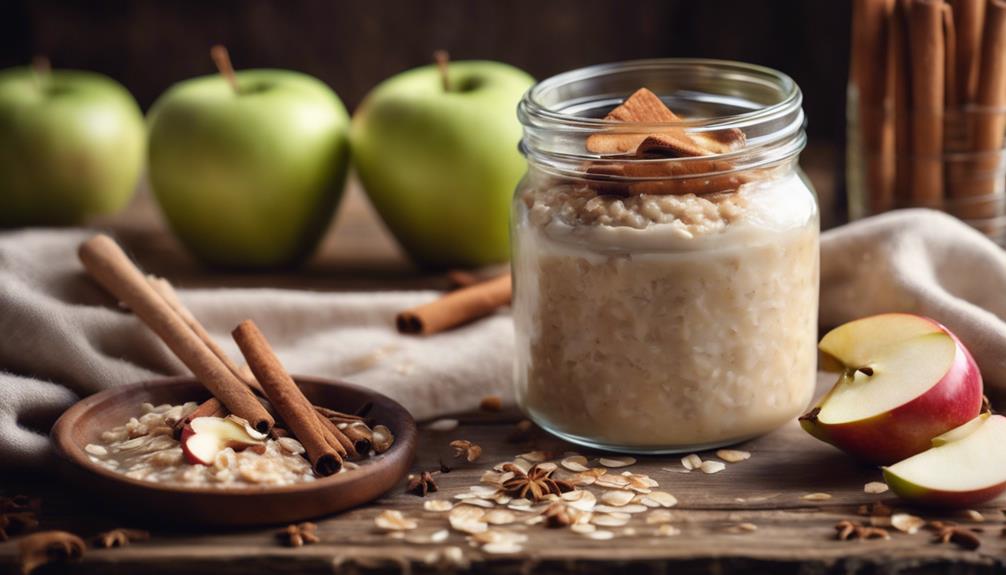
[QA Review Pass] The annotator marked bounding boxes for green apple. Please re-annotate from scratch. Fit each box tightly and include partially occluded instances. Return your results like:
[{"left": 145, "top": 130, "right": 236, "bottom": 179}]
[
  {"left": 148, "top": 69, "right": 349, "bottom": 268},
  {"left": 352, "top": 60, "right": 533, "bottom": 268},
  {"left": 0, "top": 66, "right": 145, "bottom": 226}
]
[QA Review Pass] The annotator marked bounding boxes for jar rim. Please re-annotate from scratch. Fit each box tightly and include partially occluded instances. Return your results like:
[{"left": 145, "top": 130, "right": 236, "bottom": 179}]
[
  {"left": 517, "top": 58, "right": 807, "bottom": 182},
  {"left": 520, "top": 58, "right": 802, "bottom": 132}
]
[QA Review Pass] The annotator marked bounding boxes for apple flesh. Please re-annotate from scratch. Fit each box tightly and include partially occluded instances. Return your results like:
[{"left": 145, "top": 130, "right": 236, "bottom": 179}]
[
  {"left": 0, "top": 67, "right": 145, "bottom": 226},
  {"left": 800, "top": 313, "right": 982, "bottom": 465},
  {"left": 180, "top": 416, "right": 267, "bottom": 466},
  {"left": 352, "top": 60, "right": 534, "bottom": 268},
  {"left": 883, "top": 413, "right": 1006, "bottom": 507},
  {"left": 148, "top": 69, "right": 350, "bottom": 268}
]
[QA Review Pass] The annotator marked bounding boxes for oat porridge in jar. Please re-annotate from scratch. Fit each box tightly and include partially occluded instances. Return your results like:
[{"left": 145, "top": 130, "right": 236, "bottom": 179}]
[{"left": 512, "top": 59, "right": 819, "bottom": 453}]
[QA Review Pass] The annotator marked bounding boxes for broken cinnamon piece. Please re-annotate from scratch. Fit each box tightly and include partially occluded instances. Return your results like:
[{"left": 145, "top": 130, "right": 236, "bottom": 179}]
[
  {"left": 18, "top": 531, "right": 85, "bottom": 575},
  {"left": 449, "top": 440, "right": 482, "bottom": 463},
  {"left": 78, "top": 235, "right": 274, "bottom": 434},
  {"left": 233, "top": 320, "right": 343, "bottom": 476},
  {"left": 278, "top": 522, "right": 319, "bottom": 547},
  {"left": 340, "top": 421, "right": 373, "bottom": 454},
  {"left": 93, "top": 528, "right": 150, "bottom": 549},
  {"left": 396, "top": 273, "right": 511, "bottom": 336},
  {"left": 586, "top": 88, "right": 744, "bottom": 156}
]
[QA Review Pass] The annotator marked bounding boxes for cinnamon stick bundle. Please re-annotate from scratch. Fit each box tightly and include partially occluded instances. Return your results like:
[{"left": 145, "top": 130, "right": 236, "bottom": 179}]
[
  {"left": 853, "top": 0, "right": 897, "bottom": 213},
  {"left": 233, "top": 320, "right": 343, "bottom": 476},
  {"left": 397, "top": 273, "right": 512, "bottom": 335},
  {"left": 78, "top": 235, "right": 274, "bottom": 434},
  {"left": 970, "top": 0, "right": 1006, "bottom": 200},
  {"left": 909, "top": 0, "right": 948, "bottom": 207}
]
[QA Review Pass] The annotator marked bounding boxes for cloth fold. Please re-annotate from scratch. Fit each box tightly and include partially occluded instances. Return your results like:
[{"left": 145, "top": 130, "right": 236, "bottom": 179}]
[{"left": 2, "top": 208, "right": 1005, "bottom": 469}]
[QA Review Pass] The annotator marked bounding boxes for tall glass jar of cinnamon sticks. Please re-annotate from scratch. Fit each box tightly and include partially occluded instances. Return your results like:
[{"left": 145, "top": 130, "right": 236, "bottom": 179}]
[
  {"left": 848, "top": 0, "right": 1006, "bottom": 243},
  {"left": 511, "top": 60, "right": 819, "bottom": 453}
]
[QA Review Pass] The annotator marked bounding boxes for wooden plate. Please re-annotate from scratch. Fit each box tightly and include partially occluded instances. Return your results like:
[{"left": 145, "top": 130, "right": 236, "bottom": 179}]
[{"left": 50, "top": 375, "right": 417, "bottom": 527}]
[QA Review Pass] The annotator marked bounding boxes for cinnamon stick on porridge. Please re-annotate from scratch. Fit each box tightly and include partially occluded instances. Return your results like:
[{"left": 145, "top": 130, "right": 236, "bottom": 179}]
[
  {"left": 396, "top": 273, "right": 512, "bottom": 335},
  {"left": 78, "top": 235, "right": 274, "bottom": 434},
  {"left": 233, "top": 320, "right": 343, "bottom": 476}
]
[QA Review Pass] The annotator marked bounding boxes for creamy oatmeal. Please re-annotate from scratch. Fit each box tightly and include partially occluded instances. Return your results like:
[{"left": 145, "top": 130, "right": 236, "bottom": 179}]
[
  {"left": 512, "top": 172, "right": 819, "bottom": 451},
  {"left": 85, "top": 402, "right": 331, "bottom": 488}
]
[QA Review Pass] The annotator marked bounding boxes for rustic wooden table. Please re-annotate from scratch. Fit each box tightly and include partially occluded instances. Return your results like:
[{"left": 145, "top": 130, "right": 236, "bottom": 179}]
[{"left": 7, "top": 146, "right": 1003, "bottom": 574}]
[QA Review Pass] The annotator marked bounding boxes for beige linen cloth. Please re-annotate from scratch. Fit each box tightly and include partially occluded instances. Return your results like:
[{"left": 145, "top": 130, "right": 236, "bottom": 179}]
[{"left": 2, "top": 208, "right": 1005, "bottom": 469}]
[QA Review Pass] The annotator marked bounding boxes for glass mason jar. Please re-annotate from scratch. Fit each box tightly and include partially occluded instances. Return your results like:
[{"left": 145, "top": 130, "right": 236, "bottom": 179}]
[{"left": 511, "top": 59, "right": 819, "bottom": 454}]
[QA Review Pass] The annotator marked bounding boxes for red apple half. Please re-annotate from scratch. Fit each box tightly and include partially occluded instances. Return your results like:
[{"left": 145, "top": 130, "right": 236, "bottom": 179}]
[
  {"left": 799, "top": 313, "right": 982, "bottom": 465},
  {"left": 180, "top": 416, "right": 267, "bottom": 465},
  {"left": 883, "top": 413, "right": 1006, "bottom": 507}
]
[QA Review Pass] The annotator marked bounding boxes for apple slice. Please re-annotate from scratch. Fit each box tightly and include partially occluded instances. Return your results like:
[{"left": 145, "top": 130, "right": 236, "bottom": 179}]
[
  {"left": 180, "top": 416, "right": 267, "bottom": 466},
  {"left": 800, "top": 313, "right": 982, "bottom": 465},
  {"left": 883, "top": 413, "right": 1006, "bottom": 507}
]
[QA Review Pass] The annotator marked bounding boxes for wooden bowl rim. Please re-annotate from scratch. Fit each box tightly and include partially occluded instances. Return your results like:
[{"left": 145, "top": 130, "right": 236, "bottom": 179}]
[{"left": 51, "top": 375, "right": 417, "bottom": 497}]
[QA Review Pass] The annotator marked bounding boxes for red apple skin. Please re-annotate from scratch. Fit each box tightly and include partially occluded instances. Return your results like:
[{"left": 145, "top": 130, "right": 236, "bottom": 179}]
[
  {"left": 801, "top": 329, "right": 983, "bottom": 466},
  {"left": 179, "top": 426, "right": 211, "bottom": 466},
  {"left": 882, "top": 469, "right": 1006, "bottom": 508}
]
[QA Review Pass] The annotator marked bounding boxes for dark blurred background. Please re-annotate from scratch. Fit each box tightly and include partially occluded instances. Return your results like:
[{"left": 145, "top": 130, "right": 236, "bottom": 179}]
[{"left": 0, "top": 0, "right": 850, "bottom": 143}]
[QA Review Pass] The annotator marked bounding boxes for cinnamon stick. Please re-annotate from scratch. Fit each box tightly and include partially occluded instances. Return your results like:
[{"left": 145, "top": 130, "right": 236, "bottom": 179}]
[
  {"left": 909, "top": 0, "right": 947, "bottom": 207},
  {"left": 232, "top": 320, "right": 342, "bottom": 475},
  {"left": 969, "top": 0, "right": 1006, "bottom": 202},
  {"left": 147, "top": 276, "right": 265, "bottom": 395},
  {"left": 397, "top": 273, "right": 512, "bottom": 335},
  {"left": 853, "top": 0, "right": 897, "bottom": 213},
  {"left": 340, "top": 421, "right": 374, "bottom": 454},
  {"left": 79, "top": 235, "right": 274, "bottom": 434},
  {"left": 890, "top": 0, "right": 914, "bottom": 205},
  {"left": 950, "top": 0, "right": 987, "bottom": 104}
]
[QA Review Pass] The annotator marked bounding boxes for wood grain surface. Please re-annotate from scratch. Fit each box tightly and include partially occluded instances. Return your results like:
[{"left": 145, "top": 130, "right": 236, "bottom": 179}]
[{"left": 1, "top": 373, "right": 1005, "bottom": 574}]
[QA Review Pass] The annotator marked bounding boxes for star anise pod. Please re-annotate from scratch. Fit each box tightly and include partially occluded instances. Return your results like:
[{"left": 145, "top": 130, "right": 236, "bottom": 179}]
[
  {"left": 935, "top": 526, "right": 981, "bottom": 550},
  {"left": 449, "top": 440, "right": 482, "bottom": 463},
  {"left": 0, "top": 511, "right": 39, "bottom": 541},
  {"left": 500, "top": 463, "right": 573, "bottom": 502},
  {"left": 278, "top": 522, "right": 319, "bottom": 547},
  {"left": 93, "top": 528, "right": 150, "bottom": 549},
  {"left": 406, "top": 471, "right": 439, "bottom": 497}
]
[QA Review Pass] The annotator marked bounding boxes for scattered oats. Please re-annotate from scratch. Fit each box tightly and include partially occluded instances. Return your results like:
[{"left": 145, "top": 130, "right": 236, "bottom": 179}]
[
  {"left": 458, "top": 499, "right": 495, "bottom": 509},
  {"left": 681, "top": 454, "right": 702, "bottom": 470},
  {"left": 427, "top": 419, "right": 459, "bottom": 432},
  {"left": 424, "top": 500, "right": 454, "bottom": 512},
  {"left": 622, "top": 527, "right": 638, "bottom": 536},
  {"left": 482, "top": 542, "right": 523, "bottom": 554},
  {"left": 375, "top": 510, "right": 417, "bottom": 531},
  {"left": 642, "top": 491, "right": 678, "bottom": 508},
  {"left": 480, "top": 470, "right": 507, "bottom": 485},
  {"left": 962, "top": 509, "right": 985, "bottom": 522},
  {"left": 84, "top": 444, "right": 107, "bottom": 456},
  {"left": 388, "top": 530, "right": 405, "bottom": 539},
  {"left": 561, "top": 455, "right": 590, "bottom": 472},
  {"left": 562, "top": 490, "right": 597, "bottom": 512},
  {"left": 864, "top": 481, "right": 889, "bottom": 494},
  {"left": 469, "top": 485, "right": 500, "bottom": 497},
  {"left": 594, "top": 475, "right": 632, "bottom": 489},
  {"left": 800, "top": 492, "right": 832, "bottom": 501},
  {"left": 405, "top": 529, "right": 450, "bottom": 544},
  {"left": 599, "top": 456, "right": 636, "bottom": 468},
  {"left": 617, "top": 504, "right": 649, "bottom": 514},
  {"left": 592, "top": 514, "right": 630, "bottom": 527},
  {"left": 646, "top": 510, "right": 673, "bottom": 524},
  {"left": 716, "top": 449, "right": 751, "bottom": 463},
  {"left": 728, "top": 523, "right": 758, "bottom": 533},
  {"left": 518, "top": 450, "right": 549, "bottom": 463},
  {"left": 891, "top": 513, "right": 925, "bottom": 534},
  {"left": 535, "top": 462, "right": 558, "bottom": 474},
  {"left": 454, "top": 492, "right": 481, "bottom": 500},
  {"left": 700, "top": 460, "right": 726, "bottom": 474},
  {"left": 657, "top": 524, "right": 681, "bottom": 536},
  {"left": 492, "top": 493, "right": 512, "bottom": 505},
  {"left": 524, "top": 515, "right": 545, "bottom": 526},
  {"left": 449, "top": 507, "right": 488, "bottom": 534},
  {"left": 571, "top": 523, "right": 596, "bottom": 534},
  {"left": 507, "top": 499, "right": 532, "bottom": 510},
  {"left": 484, "top": 510, "right": 516, "bottom": 525},
  {"left": 586, "top": 530, "right": 615, "bottom": 540},
  {"left": 600, "top": 490, "right": 635, "bottom": 507}
]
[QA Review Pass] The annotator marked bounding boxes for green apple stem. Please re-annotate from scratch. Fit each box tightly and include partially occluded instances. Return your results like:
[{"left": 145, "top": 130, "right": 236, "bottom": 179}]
[
  {"left": 210, "top": 45, "right": 241, "bottom": 94},
  {"left": 434, "top": 50, "right": 451, "bottom": 92},
  {"left": 31, "top": 55, "right": 51, "bottom": 91}
]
